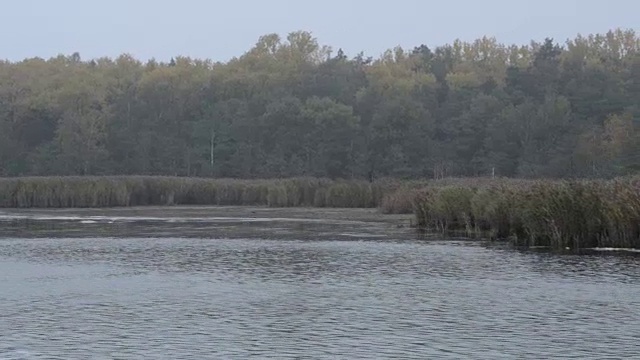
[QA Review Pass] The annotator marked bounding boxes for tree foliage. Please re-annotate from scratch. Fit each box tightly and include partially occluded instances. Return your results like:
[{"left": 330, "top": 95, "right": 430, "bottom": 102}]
[{"left": 1, "top": 29, "right": 640, "bottom": 179}]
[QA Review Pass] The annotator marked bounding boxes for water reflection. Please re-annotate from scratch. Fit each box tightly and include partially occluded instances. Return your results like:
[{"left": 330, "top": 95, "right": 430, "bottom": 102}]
[{"left": 1, "top": 237, "right": 639, "bottom": 359}]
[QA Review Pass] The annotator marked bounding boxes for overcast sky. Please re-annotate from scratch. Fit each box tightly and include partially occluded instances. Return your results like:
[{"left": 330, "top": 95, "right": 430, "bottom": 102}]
[{"left": 2, "top": 0, "right": 638, "bottom": 62}]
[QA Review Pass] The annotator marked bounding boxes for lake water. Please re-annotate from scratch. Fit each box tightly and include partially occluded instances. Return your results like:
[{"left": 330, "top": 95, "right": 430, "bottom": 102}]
[{"left": 1, "top": 208, "right": 639, "bottom": 359}]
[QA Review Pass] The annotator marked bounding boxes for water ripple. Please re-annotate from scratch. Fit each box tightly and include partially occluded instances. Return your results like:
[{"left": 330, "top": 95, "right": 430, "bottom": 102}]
[{"left": 1, "top": 237, "right": 639, "bottom": 359}]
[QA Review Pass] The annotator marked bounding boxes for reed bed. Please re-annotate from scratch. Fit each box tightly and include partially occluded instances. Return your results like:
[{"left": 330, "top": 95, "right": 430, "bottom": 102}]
[
  {"left": 380, "top": 187, "right": 423, "bottom": 214},
  {"left": 410, "top": 177, "right": 640, "bottom": 249},
  {"left": 4, "top": 175, "right": 639, "bottom": 249},
  {"left": 0, "top": 176, "right": 399, "bottom": 209}
]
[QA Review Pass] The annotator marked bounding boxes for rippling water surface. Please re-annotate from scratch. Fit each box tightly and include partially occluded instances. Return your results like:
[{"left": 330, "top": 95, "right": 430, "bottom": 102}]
[{"left": 1, "top": 211, "right": 640, "bottom": 359}]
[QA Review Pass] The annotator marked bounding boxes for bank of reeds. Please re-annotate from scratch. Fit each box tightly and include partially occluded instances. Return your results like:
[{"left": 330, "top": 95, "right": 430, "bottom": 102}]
[
  {"left": 380, "top": 187, "right": 422, "bottom": 214},
  {"left": 380, "top": 177, "right": 502, "bottom": 215},
  {"left": 0, "top": 176, "right": 400, "bottom": 209},
  {"left": 410, "top": 177, "right": 640, "bottom": 249}
]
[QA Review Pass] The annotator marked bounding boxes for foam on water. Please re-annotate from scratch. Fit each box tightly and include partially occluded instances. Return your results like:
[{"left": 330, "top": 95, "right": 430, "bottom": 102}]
[
  {"left": 589, "top": 247, "right": 640, "bottom": 253},
  {"left": 0, "top": 213, "right": 370, "bottom": 225}
]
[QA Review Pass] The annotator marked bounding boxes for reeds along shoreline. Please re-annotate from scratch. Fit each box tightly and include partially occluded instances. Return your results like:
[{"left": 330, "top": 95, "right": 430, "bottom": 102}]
[
  {"left": 3, "top": 175, "right": 640, "bottom": 249},
  {"left": 390, "top": 177, "right": 640, "bottom": 250},
  {"left": 0, "top": 176, "right": 402, "bottom": 209}
]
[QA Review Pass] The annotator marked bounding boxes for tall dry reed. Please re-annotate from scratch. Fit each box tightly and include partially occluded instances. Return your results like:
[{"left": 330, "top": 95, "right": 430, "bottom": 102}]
[
  {"left": 411, "top": 177, "right": 640, "bottom": 249},
  {"left": 0, "top": 176, "right": 397, "bottom": 209}
]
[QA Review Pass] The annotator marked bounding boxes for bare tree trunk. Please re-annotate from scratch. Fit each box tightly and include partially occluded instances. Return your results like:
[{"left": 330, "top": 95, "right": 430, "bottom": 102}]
[
  {"left": 186, "top": 148, "right": 191, "bottom": 177},
  {"left": 210, "top": 129, "right": 215, "bottom": 168}
]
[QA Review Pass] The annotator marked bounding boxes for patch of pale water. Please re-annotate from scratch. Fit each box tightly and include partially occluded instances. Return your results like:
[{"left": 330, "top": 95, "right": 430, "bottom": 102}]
[
  {"left": 0, "top": 206, "right": 415, "bottom": 241},
  {"left": 1, "top": 236, "right": 639, "bottom": 359}
]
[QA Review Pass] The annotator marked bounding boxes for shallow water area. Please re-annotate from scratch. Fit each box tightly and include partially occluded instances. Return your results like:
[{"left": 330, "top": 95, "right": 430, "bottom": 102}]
[
  {"left": 0, "top": 206, "right": 414, "bottom": 241},
  {"left": 1, "top": 206, "right": 639, "bottom": 359}
]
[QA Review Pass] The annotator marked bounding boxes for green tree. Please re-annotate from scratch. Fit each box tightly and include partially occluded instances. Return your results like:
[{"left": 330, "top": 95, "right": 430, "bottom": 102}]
[{"left": 1, "top": 29, "right": 639, "bottom": 180}]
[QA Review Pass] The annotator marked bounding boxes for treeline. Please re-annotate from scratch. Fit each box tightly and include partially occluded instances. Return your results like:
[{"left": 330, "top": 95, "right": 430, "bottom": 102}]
[{"left": 1, "top": 29, "right": 640, "bottom": 179}]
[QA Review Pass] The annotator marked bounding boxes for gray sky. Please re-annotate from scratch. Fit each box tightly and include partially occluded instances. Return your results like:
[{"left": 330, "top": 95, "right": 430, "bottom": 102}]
[{"left": 2, "top": 0, "right": 638, "bottom": 62}]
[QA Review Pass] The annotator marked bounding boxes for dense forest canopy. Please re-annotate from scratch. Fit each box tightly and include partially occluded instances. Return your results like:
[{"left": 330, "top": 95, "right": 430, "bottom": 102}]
[{"left": 1, "top": 29, "right": 640, "bottom": 179}]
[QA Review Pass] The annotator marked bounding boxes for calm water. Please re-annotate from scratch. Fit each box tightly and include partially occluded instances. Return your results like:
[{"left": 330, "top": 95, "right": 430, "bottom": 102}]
[{"left": 1, "top": 214, "right": 640, "bottom": 359}]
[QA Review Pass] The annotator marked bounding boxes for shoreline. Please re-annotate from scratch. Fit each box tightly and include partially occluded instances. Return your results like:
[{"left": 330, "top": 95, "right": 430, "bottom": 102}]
[
  {"left": 2, "top": 205, "right": 640, "bottom": 255},
  {"left": 3, "top": 175, "right": 640, "bottom": 251},
  {"left": 0, "top": 176, "right": 408, "bottom": 209}
]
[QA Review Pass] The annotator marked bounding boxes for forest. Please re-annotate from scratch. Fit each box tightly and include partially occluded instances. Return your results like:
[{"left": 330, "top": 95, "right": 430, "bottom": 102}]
[{"left": 1, "top": 28, "right": 639, "bottom": 180}]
